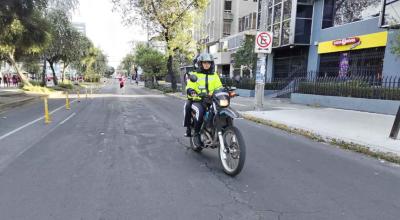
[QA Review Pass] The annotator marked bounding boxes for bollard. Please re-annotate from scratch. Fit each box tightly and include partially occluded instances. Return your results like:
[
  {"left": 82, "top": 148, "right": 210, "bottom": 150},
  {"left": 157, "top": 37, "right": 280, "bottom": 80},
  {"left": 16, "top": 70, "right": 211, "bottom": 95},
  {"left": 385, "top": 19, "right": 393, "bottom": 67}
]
[
  {"left": 389, "top": 105, "right": 400, "bottom": 139},
  {"left": 90, "top": 86, "right": 93, "bottom": 96},
  {"left": 77, "top": 90, "right": 81, "bottom": 102},
  {"left": 43, "top": 96, "right": 51, "bottom": 124},
  {"left": 85, "top": 88, "right": 88, "bottom": 100},
  {"left": 66, "top": 91, "right": 71, "bottom": 110}
]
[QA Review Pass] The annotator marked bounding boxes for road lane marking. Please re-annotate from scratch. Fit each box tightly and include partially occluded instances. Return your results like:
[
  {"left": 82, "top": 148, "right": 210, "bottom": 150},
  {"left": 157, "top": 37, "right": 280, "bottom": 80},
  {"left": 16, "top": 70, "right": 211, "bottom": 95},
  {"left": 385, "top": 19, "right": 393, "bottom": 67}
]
[
  {"left": 59, "top": 113, "right": 76, "bottom": 125},
  {"left": 0, "top": 100, "right": 78, "bottom": 141}
]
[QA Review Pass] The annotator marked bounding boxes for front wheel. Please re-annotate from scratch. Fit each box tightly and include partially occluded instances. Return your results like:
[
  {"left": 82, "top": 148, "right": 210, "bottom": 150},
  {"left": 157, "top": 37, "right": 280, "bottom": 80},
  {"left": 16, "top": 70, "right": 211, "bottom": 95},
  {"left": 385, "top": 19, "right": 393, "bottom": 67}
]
[
  {"left": 190, "top": 129, "right": 203, "bottom": 153},
  {"left": 219, "top": 126, "right": 246, "bottom": 176}
]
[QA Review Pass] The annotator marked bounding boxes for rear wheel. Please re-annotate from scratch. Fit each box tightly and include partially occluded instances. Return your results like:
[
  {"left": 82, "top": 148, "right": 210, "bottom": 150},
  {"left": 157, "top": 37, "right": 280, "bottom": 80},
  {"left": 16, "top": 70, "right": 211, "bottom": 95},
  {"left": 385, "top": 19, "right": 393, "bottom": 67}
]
[{"left": 218, "top": 126, "right": 246, "bottom": 176}]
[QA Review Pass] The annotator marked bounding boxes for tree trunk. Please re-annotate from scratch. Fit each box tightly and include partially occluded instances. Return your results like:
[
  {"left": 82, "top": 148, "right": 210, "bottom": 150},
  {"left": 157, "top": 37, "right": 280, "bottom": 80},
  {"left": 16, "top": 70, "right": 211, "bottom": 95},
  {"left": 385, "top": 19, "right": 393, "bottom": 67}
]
[
  {"left": 61, "top": 63, "right": 68, "bottom": 83},
  {"left": 41, "top": 59, "right": 47, "bottom": 87},
  {"left": 7, "top": 53, "right": 32, "bottom": 87},
  {"left": 167, "top": 55, "right": 177, "bottom": 91},
  {"left": 48, "top": 61, "right": 58, "bottom": 86}
]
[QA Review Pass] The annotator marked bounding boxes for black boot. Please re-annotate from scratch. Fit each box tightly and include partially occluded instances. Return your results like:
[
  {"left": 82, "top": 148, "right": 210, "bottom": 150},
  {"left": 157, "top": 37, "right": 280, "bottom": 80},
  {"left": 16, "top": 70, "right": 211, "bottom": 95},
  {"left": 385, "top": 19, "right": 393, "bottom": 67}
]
[
  {"left": 193, "top": 133, "right": 203, "bottom": 147},
  {"left": 184, "top": 127, "right": 191, "bottom": 137}
]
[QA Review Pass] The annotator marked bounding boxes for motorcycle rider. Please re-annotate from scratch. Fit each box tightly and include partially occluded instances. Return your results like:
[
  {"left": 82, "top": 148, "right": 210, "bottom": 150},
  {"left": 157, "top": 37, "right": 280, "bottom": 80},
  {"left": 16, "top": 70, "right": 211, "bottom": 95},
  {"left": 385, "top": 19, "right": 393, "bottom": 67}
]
[{"left": 184, "top": 53, "right": 222, "bottom": 147}]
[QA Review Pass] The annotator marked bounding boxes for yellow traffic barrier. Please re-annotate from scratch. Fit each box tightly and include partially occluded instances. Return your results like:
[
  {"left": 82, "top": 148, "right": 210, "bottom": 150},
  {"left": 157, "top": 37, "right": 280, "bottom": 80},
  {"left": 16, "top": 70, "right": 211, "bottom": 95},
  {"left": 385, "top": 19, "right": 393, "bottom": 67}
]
[
  {"left": 43, "top": 96, "right": 51, "bottom": 124},
  {"left": 66, "top": 92, "right": 71, "bottom": 110}
]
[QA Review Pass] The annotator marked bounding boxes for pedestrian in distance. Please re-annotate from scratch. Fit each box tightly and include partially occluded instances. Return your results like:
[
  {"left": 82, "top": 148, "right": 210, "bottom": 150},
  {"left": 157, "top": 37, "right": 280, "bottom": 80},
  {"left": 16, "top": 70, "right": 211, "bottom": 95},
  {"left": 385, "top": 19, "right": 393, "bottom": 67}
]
[{"left": 119, "top": 77, "right": 125, "bottom": 89}]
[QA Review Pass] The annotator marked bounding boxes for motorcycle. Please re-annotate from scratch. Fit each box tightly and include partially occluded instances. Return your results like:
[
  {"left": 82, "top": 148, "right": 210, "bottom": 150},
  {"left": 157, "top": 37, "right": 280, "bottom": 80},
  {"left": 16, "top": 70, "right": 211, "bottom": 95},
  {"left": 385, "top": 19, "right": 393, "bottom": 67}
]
[{"left": 188, "top": 75, "right": 246, "bottom": 176}]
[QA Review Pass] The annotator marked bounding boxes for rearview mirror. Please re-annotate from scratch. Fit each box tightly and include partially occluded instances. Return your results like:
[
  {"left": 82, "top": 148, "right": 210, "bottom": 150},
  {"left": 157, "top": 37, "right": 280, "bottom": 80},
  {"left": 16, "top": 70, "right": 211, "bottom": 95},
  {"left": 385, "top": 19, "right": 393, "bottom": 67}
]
[{"left": 189, "top": 74, "right": 198, "bottom": 82}]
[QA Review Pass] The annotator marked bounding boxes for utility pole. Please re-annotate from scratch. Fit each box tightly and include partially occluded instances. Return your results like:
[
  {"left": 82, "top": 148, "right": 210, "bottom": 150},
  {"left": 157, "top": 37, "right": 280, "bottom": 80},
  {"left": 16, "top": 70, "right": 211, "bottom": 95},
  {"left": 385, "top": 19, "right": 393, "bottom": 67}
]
[{"left": 254, "top": 0, "right": 271, "bottom": 110}]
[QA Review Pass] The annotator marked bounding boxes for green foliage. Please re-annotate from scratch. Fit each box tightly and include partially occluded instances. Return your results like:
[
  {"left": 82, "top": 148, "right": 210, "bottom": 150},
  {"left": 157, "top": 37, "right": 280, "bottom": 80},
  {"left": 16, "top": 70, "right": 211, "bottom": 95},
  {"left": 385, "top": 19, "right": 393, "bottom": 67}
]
[
  {"left": 121, "top": 54, "right": 135, "bottom": 74},
  {"left": 105, "top": 66, "right": 115, "bottom": 77},
  {"left": 233, "top": 35, "right": 257, "bottom": 74},
  {"left": 392, "top": 30, "right": 400, "bottom": 57},
  {"left": 58, "top": 82, "right": 73, "bottom": 90},
  {"left": 113, "top": 0, "right": 208, "bottom": 90},
  {"left": 134, "top": 44, "right": 166, "bottom": 79},
  {"left": 29, "top": 80, "right": 42, "bottom": 86}
]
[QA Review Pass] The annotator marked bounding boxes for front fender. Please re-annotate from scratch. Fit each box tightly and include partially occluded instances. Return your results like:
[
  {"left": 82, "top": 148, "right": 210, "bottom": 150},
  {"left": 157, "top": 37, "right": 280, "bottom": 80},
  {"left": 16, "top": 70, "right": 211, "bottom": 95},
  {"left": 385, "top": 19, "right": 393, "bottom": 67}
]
[{"left": 219, "top": 107, "right": 241, "bottom": 119}]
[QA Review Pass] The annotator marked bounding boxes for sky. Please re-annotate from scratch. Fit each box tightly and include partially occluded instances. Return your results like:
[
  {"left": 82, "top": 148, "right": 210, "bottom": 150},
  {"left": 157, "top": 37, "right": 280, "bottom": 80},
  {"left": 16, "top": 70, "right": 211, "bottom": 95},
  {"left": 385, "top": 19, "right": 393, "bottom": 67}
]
[{"left": 72, "top": 0, "right": 147, "bottom": 69}]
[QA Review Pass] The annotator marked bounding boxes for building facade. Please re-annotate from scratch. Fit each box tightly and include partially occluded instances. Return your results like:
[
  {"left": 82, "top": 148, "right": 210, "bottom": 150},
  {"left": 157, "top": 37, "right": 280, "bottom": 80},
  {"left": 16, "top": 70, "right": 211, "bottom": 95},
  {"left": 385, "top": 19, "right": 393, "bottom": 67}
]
[
  {"left": 258, "top": 0, "right": 400, "bottom": 80},
  {"left": 194, "top": 0, "right": 259, "bottom": 76}
]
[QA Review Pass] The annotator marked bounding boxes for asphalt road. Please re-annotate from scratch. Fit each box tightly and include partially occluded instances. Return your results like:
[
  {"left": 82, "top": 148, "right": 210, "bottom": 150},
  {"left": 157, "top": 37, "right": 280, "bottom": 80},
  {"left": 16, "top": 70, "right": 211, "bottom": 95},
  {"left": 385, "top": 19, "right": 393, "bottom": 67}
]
[{"left": 0, "top": 81, "right": 399, "bottom": 220}]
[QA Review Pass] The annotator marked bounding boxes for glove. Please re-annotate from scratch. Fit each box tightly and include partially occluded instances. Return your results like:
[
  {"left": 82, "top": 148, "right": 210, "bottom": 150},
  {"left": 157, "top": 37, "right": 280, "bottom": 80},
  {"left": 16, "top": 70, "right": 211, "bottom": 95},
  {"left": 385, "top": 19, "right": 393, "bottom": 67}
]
[{"left": 187, "top": 89, "right": 197, "bottom": 96}]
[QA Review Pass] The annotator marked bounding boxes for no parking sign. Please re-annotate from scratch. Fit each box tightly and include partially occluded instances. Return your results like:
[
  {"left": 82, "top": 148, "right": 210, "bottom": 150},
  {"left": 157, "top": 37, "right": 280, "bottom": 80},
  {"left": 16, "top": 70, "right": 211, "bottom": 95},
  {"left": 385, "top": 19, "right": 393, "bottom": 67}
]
[{"left": 254, "top": 32, "right": 273, "bottom": 54}]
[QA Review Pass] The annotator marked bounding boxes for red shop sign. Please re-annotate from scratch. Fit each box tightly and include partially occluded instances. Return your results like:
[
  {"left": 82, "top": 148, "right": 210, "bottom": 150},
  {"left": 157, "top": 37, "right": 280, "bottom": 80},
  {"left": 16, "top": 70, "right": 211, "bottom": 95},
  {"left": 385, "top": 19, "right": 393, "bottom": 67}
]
[{"left": 332, "top": 37, "right": 360, "bottom": 46}]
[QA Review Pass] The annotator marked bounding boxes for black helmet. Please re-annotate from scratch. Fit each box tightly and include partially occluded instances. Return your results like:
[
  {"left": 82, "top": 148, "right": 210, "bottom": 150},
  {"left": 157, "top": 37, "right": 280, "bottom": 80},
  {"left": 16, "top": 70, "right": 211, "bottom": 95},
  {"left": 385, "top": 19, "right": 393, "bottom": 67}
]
[{"left": 197, "top": 53, "right": 215, "bottom": 74}]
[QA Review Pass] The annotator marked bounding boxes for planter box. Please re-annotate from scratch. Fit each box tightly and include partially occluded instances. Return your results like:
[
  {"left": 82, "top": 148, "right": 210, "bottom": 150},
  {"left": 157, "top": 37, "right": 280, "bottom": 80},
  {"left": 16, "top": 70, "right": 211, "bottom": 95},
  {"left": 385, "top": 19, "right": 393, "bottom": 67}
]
[{"left": 291, "top": 93, "right": 400, "bottom": 115}]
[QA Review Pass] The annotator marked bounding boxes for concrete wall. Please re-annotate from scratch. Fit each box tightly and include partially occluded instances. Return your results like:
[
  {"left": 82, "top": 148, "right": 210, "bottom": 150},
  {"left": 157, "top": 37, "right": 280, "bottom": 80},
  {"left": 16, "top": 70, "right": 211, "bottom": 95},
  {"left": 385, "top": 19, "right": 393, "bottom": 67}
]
[
  {"left": 236, "top": 89, "right": 278, "bottom": 97},
  {"left": 231, "top": 0, "right": 258, "bottom": 34},
  {"left": 291, "top": 93, "right": 400, "bottom": 115}
]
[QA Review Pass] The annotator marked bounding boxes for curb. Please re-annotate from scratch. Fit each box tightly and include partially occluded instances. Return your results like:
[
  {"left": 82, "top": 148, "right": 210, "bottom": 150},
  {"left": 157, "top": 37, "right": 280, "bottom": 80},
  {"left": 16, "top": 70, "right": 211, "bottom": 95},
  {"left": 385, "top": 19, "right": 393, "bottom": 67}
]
[
  {"left": 0, "top": 96, "right": 38, "bottom": 112},
  {"left": 164, "top": 93, "right": 186, "bottom": 100},
  {"left": 242, "top": 113, "right": 400, "bottom": 165}
]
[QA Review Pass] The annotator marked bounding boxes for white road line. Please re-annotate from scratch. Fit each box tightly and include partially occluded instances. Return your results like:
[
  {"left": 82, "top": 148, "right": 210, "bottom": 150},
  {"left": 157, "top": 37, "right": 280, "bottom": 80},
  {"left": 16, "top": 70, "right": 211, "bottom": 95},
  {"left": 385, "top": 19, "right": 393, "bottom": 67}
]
[
  {"left": 0, "top": 99, "right": 78, "bottom": 141},
  {"left": 59, "top": 112, "right": 76, "bottom": 125},
  {"left": 231, "top": 102, "right": 247, "bottom": 107}
]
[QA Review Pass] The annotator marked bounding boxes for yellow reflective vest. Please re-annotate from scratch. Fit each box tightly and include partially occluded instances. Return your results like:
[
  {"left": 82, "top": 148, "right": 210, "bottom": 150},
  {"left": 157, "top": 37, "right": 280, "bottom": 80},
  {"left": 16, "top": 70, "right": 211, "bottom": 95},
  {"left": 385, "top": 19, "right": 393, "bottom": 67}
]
[{"left": 186, "top": 71, "right": 223, "bottom": 101}]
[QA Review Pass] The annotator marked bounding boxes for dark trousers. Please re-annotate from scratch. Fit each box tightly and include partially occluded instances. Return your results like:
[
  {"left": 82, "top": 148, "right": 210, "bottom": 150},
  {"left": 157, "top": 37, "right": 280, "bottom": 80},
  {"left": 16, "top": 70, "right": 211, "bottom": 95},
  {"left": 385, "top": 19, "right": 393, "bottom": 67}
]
[{"left": 183, "top": 100, "right": 205, "bottom": 133}]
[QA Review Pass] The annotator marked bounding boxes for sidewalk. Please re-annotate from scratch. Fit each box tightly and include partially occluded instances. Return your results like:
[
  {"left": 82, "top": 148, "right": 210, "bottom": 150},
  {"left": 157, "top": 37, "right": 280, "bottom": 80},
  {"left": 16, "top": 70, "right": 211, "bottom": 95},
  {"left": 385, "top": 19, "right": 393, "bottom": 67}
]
[
  {"left": 166, "top": 92, "right": 400, "bottom": 157},
  {"left": 236, "top": 96, "right": 400, "bottom": 157},
  {"left": 0, "top": 88, "right": 39, "bottom": 112}
]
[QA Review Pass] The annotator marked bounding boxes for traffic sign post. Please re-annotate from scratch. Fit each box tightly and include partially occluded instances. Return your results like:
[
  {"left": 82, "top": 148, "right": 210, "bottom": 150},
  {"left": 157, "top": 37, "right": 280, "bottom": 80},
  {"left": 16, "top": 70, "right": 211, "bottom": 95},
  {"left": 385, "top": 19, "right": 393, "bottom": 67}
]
[{"left": 254, "top": 32, "right": 272, "bottom": 110}]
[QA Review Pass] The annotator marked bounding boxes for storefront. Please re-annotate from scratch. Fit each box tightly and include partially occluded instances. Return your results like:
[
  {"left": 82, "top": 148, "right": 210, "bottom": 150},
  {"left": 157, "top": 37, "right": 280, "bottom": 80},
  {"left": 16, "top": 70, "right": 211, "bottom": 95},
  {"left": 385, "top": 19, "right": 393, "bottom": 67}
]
[{"left": 317, "top": 31, "right": 388, "bottom": 77}]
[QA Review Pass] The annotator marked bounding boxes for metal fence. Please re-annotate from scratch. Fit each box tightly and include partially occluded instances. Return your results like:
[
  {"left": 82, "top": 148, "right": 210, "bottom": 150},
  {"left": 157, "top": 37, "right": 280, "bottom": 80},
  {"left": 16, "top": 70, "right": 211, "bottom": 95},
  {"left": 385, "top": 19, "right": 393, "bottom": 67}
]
[
  {"left": 296, "top": 75, "right": 400, "bottom": 100},
  {"left": 222, "top": 74, "right": 400, "bottom": 100}
]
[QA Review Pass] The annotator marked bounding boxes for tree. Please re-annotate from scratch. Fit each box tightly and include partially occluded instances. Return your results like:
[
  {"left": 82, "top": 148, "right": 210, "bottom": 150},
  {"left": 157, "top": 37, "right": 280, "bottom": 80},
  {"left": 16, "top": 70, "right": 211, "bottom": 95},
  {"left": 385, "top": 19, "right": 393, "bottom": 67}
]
[
  {"left": 59, "top": 30, "right": 87, "bottom": 82},
  {"left": 233, "top": 35, "right": 257, "bottom": 78},
  {"left": 0, "top": 11, "right": 49, "bottom": 86},
  {"left": 392, "top": 30, "right": 400, "bottom": 57},
  {"left": 105, "top": 66, "right": 115, "bottom": 78},
  {"left": 113, "top": 0, "right": 208, "bottom": 91},
  {"left": 133, "top": 44, "right": 166, "bottom": 84},
  {"left": 78, "top": 46, "right": 108, "bottom": 82},
  {"left": 44, "top": 9, "right": 76, "bottom": 85},
  {"left": 121, "top": 53, "right": 135, "bottom": 76}
]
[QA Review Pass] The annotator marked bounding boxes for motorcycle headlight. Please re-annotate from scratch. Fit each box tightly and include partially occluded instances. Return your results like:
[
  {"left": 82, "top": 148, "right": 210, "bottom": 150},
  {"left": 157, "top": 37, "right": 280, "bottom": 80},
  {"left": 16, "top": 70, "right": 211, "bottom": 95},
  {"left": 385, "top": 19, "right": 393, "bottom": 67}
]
[{"left": 219, "top": 99, "right": 229, "bottom": 107}]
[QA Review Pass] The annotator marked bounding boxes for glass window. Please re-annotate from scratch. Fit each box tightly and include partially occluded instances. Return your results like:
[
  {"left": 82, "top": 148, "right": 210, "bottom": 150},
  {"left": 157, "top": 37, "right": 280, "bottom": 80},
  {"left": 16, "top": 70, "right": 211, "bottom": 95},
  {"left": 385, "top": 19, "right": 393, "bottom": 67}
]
[
  {"left": 294, "top": 19, "right": 311, "bottom": 44},
  {"left": 283, "top": 0, "right": 292, "bottom": 20},
  {"left": 297, "top": 4, "right": 313, "bottom": 18},
  {"left": 223, "top": 22, "right": 231, "bottom": 36},
  {"left": 252, "top": 12, "right": 257, "bottom": 29},
  {"left": 322, "top": 0, "right": 334, "bottom": 28},
  {"left": 274, "top": 3, "right": 282, "bottom": 24},
  {"left": 281, "top": 20, "right": 290, "bottom": 45},
  {"left": 323, "top": 0, "right": 381, "bottom": 28},
  {"left": 224, "top": 1, "right": 232, "bottom": 12},
  {"left": 319, "top": 47, "right": 385, "bottom": 77},
  {"left": 382, "top": 0, "right": 400, "bottom": 26},
  {"left": 267, "top": 7, "right": 273, "bottom": 26},
  {"left": 273, "top": 23, "right": 281, "bottom": 47}
]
